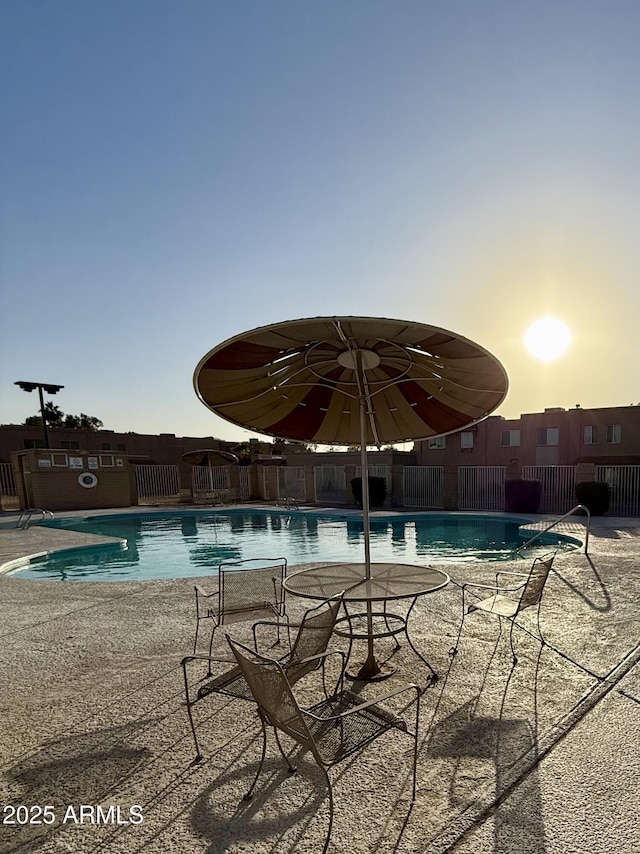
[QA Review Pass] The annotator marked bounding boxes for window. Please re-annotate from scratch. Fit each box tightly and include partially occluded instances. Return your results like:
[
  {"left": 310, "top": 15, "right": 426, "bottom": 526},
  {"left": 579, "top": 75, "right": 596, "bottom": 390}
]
[
  {"left": 116, "top": 443, "right": 127, "bottom": 452},
  {"left": 427, "top": 436, "right": 446, "bottom": 449},
  {"left": 61, "top": 441, "right": 80, "bottom": 450},
  {"left": 460, "top": 432, "right": 474, "bottom": 449},
  {"left": 536, "top": 428, "right": 558, "bottom": 446},
  {"left": 606, "top": 424, "right": 621, "bottom": 444},
  {"left": 583, "top": 426, "right": 598, "bottom": 444},
  {"left": 500, "top": 430, "right": 520, "bottom": 447},
  {"left": 24, "top": 438, "right": 46, "bottom": 449},
  {"left": 101, "top": 442, "right": 111, "bottom": 451}
]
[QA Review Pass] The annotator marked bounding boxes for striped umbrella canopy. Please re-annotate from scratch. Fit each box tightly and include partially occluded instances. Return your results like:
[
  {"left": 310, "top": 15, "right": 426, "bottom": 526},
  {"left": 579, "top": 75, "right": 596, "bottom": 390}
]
[
  {"left": 194, "top": 316, "right": 508, "bottom": 679},
  {"left": 193, "top": 316, "right": 508, "bottom": 446}
]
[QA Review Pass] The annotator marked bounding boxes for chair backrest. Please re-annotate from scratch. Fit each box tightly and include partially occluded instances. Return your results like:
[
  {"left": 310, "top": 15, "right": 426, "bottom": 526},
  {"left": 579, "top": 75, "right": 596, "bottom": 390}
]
[
  {"left": 286, "top": 594, "right": 343, "bottom": 684},
  {"left": 517, "top": 553, "right": 555, "bottom": 613},
  {"left": 227, "top": 636, "right": 320, "bottom": 760},
  {"left": 218, "top": 558, "right": 287, "bottom": 624}
]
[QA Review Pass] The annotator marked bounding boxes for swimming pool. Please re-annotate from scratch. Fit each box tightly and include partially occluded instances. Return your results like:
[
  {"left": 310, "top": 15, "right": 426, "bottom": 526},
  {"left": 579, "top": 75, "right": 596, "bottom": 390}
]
[{"left": 10, "top": 510, "right": 580, "bottom": 582}]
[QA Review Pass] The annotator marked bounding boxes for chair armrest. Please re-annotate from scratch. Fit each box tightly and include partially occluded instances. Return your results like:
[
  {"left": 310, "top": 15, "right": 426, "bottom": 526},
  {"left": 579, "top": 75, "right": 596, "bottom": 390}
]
[
  {"left": 194, "top": 584, "right": 218, "bottom": 599},
  {"left": 181, "top": 652, "right": 235, "bottom": 668},
  {"left": 461, "top": 579, "right": 526, "bottom": 593},
  {"left": 304, "top": 682, "right": 420, "bottom": 723},
  {"left": 252, "top": 617, "right": 295, "bottom": 651}
]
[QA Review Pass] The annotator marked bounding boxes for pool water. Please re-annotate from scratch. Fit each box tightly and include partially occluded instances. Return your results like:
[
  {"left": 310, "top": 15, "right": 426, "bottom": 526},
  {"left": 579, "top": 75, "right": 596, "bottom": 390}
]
[{"left": 13, "top": 510, "right": 579, "bottom": 582}]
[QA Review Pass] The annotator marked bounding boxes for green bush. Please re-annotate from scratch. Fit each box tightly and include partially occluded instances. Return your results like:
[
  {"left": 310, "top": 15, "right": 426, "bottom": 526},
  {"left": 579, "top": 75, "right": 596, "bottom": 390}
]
[
  {"left": 350, "top": 476, "right": 387, "bottom": 508},
  {"left": 575, "top": 481, "right": 610, "bottom": 515},
  {"left": 505, "top": 479, "right": 542, "bottom": 513}
]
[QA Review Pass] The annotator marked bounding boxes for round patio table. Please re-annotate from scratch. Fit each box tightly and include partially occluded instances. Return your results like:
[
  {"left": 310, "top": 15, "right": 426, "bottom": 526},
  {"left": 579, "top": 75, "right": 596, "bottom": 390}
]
[{"left": 283, "top": 562, "right": 450, "bottom": 681}]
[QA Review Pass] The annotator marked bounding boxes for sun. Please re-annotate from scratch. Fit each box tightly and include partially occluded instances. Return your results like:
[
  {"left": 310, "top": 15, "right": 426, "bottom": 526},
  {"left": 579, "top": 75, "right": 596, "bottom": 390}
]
[{"left": 524, "top": 317, "right": 572, "bottom": 362}]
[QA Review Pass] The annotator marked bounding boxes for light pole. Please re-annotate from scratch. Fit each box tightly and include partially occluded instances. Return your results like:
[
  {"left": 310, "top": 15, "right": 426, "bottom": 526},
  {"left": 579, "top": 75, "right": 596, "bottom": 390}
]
[{"left": 15, "top": 381, "right": 64, "bottom": 449}]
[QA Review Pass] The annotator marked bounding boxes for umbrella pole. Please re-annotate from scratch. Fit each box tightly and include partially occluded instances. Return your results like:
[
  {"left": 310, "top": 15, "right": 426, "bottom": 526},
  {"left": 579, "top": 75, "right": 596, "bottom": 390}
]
[{"left": 356, "top": 366, "right": 380, "bottom": 679}]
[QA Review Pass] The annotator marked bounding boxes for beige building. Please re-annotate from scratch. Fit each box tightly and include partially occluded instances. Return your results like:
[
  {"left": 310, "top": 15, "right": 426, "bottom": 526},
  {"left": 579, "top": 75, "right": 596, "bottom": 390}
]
[{"left": 414, "top": 405, "right": 640, "bottom": 468}]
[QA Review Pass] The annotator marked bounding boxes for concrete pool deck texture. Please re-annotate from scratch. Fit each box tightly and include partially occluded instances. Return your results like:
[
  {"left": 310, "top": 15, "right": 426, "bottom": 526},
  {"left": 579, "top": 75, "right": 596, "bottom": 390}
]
[{"left": 0, "top": 507, "right": 639, "bottom": 853}]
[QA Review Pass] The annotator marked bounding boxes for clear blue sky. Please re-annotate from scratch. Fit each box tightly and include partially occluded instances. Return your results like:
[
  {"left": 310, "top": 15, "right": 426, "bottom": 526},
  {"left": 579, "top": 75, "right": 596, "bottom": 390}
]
[{"left": 2, "top": 1, "right": 639, "bottom": 443}]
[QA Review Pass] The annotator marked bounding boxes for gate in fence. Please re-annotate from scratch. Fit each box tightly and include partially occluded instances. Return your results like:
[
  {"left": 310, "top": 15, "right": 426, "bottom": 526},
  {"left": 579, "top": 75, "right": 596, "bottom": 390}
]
[
  {"left": 0, "top": 462, "right": 18, "bottom": 509},
  {"left": 278, "top": 466, "right": 306, "bottom": 502},
  {"left": 314, "top": 465, "right": 346, "bottom": 504},
  {"left": 135, "top": 465, "right": 180, "bottom": 504},
  {"left": 192, "top": 465, "right": 231, "bottom": 502},
  {"left": 403, "top": 466, "right": 444, "bottom": 508},
  {"left": 239, "top": 467, "right": 250, "bottom": 500},
  {"left": 597, "top": 465, "right": 640, "bottom": 516},
  {"left": 458, "top": 466, "right": 505, "bottom": 510},
  {"left": 522, "top": 465, "right": 576, "bottom": 514}
]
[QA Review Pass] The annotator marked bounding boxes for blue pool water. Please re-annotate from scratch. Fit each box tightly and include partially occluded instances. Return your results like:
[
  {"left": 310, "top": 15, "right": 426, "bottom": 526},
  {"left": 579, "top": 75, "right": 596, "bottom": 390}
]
[{"left": 11, "top": 510, "right": 580, "bottom": 582}]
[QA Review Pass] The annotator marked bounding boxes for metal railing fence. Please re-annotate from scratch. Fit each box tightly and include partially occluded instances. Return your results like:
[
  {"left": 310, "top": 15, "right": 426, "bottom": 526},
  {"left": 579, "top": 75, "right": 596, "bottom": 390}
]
[
  {"left": 403, "top": 466, "right": 444, "bottom": 508},
  {"left": 314, "top": 465, "right": 347, "bottom": 504},
  {"left": 596, "top": 465, "right": 640, "bottom": 516},
  {"left": 0, "top": 462, "right": 16, "bottom": 496},
  {"left": 278, "top": 466, "right": 307, "bottom": 502},
  {"left": 458, "top": 466, "right": 505, "bottom": 510},
  {"left": 135, "top": 464, "right": 180, "bottom": 504},
  {"left": 522, "top": 465, "right": 576, "bottom": 514}
]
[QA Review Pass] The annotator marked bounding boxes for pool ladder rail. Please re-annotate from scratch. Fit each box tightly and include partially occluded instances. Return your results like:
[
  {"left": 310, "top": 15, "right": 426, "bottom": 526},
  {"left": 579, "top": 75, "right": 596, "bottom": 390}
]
[
  {"left": 16, "top": 508, "right": 54, "bottom": 529},
  {"left": 515, "top": 504, "right": 591, "bottom": 556}
]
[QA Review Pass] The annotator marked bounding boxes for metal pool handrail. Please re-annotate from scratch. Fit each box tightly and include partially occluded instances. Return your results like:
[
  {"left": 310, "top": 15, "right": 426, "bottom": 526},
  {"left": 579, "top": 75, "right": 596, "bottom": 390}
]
[
  {"left": 16, "top": 508, "right": 54, "bottom": 529},
  {"left": 515, "top": 504, "right": 591, "bottom": 556}
]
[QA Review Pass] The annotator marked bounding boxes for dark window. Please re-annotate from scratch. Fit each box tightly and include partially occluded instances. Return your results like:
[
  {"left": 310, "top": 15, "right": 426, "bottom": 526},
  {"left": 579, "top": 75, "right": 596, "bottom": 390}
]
[{"left": 24, "top": 438, "right": 46, "bottom": 449}]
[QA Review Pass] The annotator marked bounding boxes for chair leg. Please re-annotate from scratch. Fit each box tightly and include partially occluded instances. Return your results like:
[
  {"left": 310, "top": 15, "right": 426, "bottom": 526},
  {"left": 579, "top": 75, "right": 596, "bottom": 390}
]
[
  {"left": 274, "top": 728, "right": 297, "bottom": 773},
  {"left": 244, "top": 715, "right": 269, "bottom": 801},
  {"left": 206, "top": 623, "right": 219, "bottom": 677},
  {"left": 449, "top": 586, "right": 468, "bottom": 656},
  {"left": 321, "top": 767, "right": 334, "bottom": 854},
  {"left": 508, "top": 618, "right": 518, "bottom": 664},
  {"left": 181, "top": 658, "right": 202, "bottom": 763}
]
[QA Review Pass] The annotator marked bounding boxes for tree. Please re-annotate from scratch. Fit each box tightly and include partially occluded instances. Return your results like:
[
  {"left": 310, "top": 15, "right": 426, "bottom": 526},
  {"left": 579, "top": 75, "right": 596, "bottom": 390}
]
[
  {"left": 23, "top": 403, "right": 104, "bottom": 432},
  {"left": 24, "top": 402, "right": 64, "bottom": 428}
]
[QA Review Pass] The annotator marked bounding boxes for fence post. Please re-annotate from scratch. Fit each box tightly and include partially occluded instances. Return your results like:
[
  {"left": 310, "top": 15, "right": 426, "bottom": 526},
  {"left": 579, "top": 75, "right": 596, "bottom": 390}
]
[
  {"left": 443, "top": 464, "right": 459, "bottom": 510},
  {"left": 391, "top": 465, "right": 404, "bottom": 507},
  {"left": 304, "top": 466, "right": 316, "bottom": 503}
]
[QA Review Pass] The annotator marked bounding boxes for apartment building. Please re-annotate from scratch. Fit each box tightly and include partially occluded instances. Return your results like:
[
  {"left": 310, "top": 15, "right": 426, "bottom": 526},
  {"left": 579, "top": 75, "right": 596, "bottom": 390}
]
[{"left": 414, "top": 405, "right": 640, "bottom": 468}]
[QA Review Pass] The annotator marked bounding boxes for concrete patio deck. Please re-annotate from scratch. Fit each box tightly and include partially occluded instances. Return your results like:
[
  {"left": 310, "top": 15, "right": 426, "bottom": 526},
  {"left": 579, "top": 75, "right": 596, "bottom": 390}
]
[{"left": 0, "top": 510, "right": 638, "bottom": 853}]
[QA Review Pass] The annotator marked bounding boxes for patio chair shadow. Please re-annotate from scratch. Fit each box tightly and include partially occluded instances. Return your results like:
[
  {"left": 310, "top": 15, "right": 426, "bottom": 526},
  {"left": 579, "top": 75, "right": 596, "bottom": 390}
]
[
  {"left": 7, "top": 718, "right": 157, "bottom": 805},
  {"left": 423, "top": 635, "right": 549, "bottom": 854},
  {"left": 190, "top": 754, "right": 329, "bottom": 854},
  {"left": 190, "top": 743, "right": 416, "bottom": 853}
]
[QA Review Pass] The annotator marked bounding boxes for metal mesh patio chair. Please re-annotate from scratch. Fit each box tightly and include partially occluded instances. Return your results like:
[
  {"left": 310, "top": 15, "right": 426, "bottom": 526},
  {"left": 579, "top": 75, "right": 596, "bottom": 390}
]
[
  {"left": 192, "top": 557, "right": 288, "bottom": 667},
  {"left": 227, "top": 634, "right": 420, "bottom": 854},
  {"left": 451, "top": 552, "right": 556, "bottom": 663},
  {"left": 182, "top": 594, "right": 345, "bottom": 762}
]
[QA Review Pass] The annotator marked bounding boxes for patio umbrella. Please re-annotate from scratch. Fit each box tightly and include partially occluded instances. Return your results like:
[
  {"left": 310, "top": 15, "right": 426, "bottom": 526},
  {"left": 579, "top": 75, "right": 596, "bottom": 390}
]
[
  {"left": 181, "top": 449, "right": 239, "bottom": 467},
  {"left": 181, "top": 449, "right": 239, "bottom": 495},
  {"left": 193, "top": 316, "right": 508, "bottom": 676}
]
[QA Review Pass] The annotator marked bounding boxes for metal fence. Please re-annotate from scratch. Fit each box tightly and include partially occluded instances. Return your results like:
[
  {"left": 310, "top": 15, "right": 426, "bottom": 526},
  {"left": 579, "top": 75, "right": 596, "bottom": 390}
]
[
  {"left": 458, "top": 466, "right": 505, "bottom": 510},
  {"left": 522, "top": 465, "right": 576, "bottom": 514},
  {"left": 191, "top": 465, "right": 231, "bottom": 502},
  {"left": 239, "top": 467, "right": 251, "bottom": 500},
  {"left": 403, "top": 466, "right": 444, "bottom": 508},
  {"left": 0, "top": 462, "right": 16, "bottom": 496},
  {"left": 279, "top": 466, "right": 307, "bottom": 501},
  {"left": 314, "top": 465, "right": 347, "bottom": 503},
  {"left": 597, "top": 465, "right": 640, "bottom": 516},
  {"left": 135, "top": 464, "right": 180, "bottom": 504}
]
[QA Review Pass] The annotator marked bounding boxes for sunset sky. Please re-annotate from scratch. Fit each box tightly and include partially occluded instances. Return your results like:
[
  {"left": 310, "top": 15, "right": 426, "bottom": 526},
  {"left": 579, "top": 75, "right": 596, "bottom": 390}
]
[{"left": 2, "top": 1, "right": 640, "bottom": 444}]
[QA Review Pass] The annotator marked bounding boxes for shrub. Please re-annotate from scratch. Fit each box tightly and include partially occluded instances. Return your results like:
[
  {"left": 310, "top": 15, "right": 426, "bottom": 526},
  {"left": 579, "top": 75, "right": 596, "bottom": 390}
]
[
  {"left": 575, "top": 481, "right": 610, "bottom": 516},
  {"left": 504, "top": 478, "right": 542, "bottom": 513},
  {"left": 350, "top": 476, "right": 387, "bottom": 508}
]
